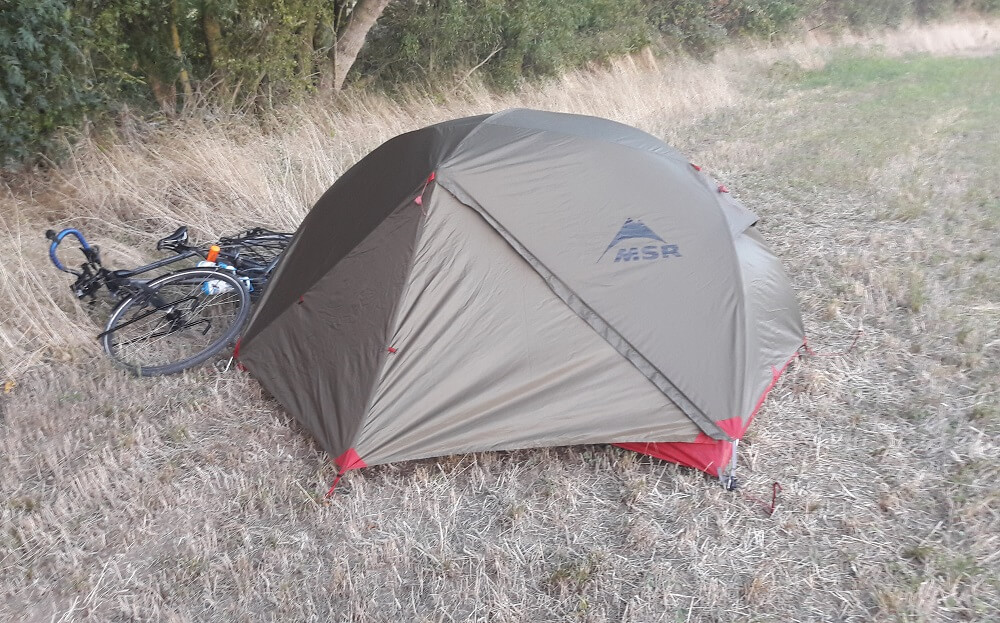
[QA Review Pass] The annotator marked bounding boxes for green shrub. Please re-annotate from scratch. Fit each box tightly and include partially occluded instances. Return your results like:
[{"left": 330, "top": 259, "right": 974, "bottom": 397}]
[
  {"left": 0, "top": 0, "right": 96, "bottom": 167},
  {"left": 4, "top": 0, "right": 999, "bottom": 168},
  {"left": 814, "top": 0, "right": 913, "bottom": 28},
  {"left": 646, "top": 0, "right": 727, "bottom": 57},
  {"left": 356, "top": 0, "right": 650, "bottom": 91},
  {"left": 646, "top": 1, "right": 803, "bottom": 57},
  {"left": 198, "top": 0, "right": 334, "bottom": 105}
]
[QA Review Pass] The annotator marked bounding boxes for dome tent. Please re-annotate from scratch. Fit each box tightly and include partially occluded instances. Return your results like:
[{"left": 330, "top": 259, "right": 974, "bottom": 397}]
[{"left": 236, "top": 109, "right": 804, "bottom": 487}]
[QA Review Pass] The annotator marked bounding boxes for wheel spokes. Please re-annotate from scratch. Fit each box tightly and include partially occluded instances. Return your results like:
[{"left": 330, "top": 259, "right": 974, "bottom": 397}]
[{"left": 104, "top": 272, "right": 246, "bottom": 371}]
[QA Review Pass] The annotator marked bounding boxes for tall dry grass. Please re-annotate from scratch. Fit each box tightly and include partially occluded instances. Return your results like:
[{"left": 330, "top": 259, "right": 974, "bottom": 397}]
[
  {"left": 1, "top": 17, "right": 999, "bottom": 623},
  {"left": 3, "top": 18, "right": 998, "bottom": 378}
]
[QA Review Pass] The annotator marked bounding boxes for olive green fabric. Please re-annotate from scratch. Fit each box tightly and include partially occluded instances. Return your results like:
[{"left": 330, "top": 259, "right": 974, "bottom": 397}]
[
  {"left": 239, "top": 109, "right": 804, "bottom": 466},
  {"left": 437, "top": 114, "right": 754, "bottom": 437},
  {"left": 734, "top": 227, "right": 804, "bottom": 423},
  {"left": 356, "top": 189, "right": 702, "bottom": 466},
  {"left": 238, "top": 202, "right": 424, "bottom": 458},
  {"left": 241, "top": 115, "right": 488, "bottom": 345}
]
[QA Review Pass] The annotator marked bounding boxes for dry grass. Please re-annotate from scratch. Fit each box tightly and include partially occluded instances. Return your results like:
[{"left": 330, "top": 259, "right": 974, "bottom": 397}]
[{"left": 2, "top": 19, "right": 1000, "bottom": 623}]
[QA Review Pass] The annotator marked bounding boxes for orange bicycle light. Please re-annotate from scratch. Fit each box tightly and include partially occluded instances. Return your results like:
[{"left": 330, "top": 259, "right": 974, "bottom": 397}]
[{"left": 206, "top": 245, "right": 220, "bottom": 263}]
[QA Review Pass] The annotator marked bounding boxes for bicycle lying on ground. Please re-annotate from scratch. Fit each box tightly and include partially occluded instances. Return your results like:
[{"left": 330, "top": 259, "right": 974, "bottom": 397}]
[{"left": 46, "top": 225, "right": 292, "bottom": 376}]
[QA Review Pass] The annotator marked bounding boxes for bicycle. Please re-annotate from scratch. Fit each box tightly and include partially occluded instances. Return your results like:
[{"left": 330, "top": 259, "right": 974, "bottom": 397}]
[{"left": 46, "top": 225, "right": 292, "bottom": 376}]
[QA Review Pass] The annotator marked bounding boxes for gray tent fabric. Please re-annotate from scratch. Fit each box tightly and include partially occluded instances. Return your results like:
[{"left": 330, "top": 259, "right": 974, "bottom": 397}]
[
  {"left": 240, "top": 202, "right": 423, "bottom": 458},
  {"left": 358, "top": 188, "right": 702, "bottom": 466},
  {"left": 237, "top": 109, "right": 805, "bottom": 479},
  {"left": 243, "top": 116, "right": 489, "bottom": 339}
]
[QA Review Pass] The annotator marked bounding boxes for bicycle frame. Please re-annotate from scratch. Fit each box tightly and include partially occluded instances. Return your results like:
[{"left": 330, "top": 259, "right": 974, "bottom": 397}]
[
  {"left": 113, "top": 250, "right": 200, "bottom": 279},
  {"left": 45, "top": 224, "right": 285, "bottom": 375},
  {"left": 47, "top": 227, "right": 202, "bottom": 301},
  {"left": 48, "top": 224, "right": 290, "bottom": 309}
]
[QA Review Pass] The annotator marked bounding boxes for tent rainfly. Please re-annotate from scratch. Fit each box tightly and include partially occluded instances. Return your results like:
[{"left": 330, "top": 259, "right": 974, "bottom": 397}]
[{"left": 236, "top": 109, "right": 805, "bottom": 488}]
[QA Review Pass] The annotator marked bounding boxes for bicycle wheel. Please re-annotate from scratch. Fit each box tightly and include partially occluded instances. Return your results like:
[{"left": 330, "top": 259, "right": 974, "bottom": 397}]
[
  {"left": 100, "top": 267, "right": 251, "bottom": 376},
  {"left": 219, "top": 231, "right": 292, "bottom": 299}
]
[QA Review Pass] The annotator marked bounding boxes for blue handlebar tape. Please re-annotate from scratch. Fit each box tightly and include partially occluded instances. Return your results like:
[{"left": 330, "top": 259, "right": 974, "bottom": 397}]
[{"left": 49, "top": 228, "right": 91, "bottom": 272}]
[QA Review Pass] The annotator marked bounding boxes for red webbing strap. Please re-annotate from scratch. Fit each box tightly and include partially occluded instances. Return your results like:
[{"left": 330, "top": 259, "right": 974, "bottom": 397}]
[
  {"left": 743, "top": 482, "right": 783, "bottom": 516},
  {"left": 232, "top": 338, "right": 246, "bottom": 372},
  {"left": 325, "top": 448, "right": 367, "bottom": 497},
  {"left": 413, "top": 171, "right": 436, "bottom": 211},
  {"left": 803, "top": 327, "right": 863, "bottom": 358}
]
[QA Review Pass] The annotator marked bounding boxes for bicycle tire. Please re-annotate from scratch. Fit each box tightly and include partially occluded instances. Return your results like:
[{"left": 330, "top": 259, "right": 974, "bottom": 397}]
[
  {"left": 219, "top": 232, "right": 291, "bottom": 299},
  {"left": 100, "top": 267, "right": 251, "bottom": 376}
]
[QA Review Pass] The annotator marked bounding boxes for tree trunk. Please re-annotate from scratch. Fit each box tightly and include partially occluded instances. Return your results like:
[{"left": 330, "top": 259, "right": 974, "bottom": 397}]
[
  {"left": 148, "top": 73, "right": 176, "bottom": 115},
  {"left": 298, "top": 8, "right": 318, "bottom": 82},
  {"left": 170, "top": 0, "right": 193, "bottom": 99},
  {"left": 316, "top": 19, "right": 335, "bottom": 92},
  {"left": 332, "top": 0, "right": 391, "bottom": 91},
  {"left": 317, "top": 1, "right": 345, "bottom": 92},
  {"left": 202, "top": 2, "right": 223, "bottom": 72}
]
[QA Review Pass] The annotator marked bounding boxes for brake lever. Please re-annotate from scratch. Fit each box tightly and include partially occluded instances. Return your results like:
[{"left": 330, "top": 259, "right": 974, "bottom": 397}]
[{"left": 83, "top": 244, "right": 101, "bottom": 266}]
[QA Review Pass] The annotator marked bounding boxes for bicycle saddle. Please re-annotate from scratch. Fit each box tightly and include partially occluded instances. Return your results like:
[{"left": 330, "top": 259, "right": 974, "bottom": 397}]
[{"left": 156, "top": 226, "right": 189, "bottom": 250}]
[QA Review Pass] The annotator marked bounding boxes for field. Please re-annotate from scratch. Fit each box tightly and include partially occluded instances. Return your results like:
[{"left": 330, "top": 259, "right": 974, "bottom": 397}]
[{"left": 2, "top": 20, "right": 999, "bottom": 623}]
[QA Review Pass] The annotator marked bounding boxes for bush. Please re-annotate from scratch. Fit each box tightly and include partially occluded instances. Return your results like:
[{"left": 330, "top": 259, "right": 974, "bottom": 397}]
[
  {"left": 0, "top": 0, "right": 96, "bottom": 167},
  {"left": 356, "top": 0, "right": 650, "bottom": 91},
  {"left": 830, "top": 0, "right": 912, "bottom": 27},
  {"left": 3, "top": 0, "right": 999, "bottom": 168},
  {"left": 645, "top": 1, "right": 803, "bottom": 57},
  {"left": 646, "top": 0, "right": 727, "bottom": 57}
]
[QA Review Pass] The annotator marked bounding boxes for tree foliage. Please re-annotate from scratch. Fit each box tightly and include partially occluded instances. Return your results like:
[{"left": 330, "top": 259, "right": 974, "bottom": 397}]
[
  {"left": 357, "top": 0, "right": 650, "bottom": 89},
  {"left": 82, "top": 0, "right": 341, "bottom": 110},
  {"left": 2, "top": 0, "right": 998, "bottom": 167},
  {"left": 0, "top": 0, "right": 94, "bottom": 167}
]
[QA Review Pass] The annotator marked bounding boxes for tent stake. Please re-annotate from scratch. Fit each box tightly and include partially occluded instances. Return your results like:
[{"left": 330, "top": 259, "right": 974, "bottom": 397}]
[{"left": 721, "top": 439, "right": 740, "bottom": 491}]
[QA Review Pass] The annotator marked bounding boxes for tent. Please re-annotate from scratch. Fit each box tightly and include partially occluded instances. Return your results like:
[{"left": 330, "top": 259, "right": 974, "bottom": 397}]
[{"left": 236, "top": 109, "right": 804, "bottom": 487}]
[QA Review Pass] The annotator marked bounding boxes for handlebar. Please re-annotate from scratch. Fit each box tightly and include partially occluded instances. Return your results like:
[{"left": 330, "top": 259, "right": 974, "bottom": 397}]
[{"left": 46, "top": 228, "right": 93, "bottom": 273}]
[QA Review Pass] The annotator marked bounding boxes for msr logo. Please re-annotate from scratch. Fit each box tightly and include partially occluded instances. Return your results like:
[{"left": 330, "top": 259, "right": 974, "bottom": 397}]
[{"left": 598, "top": 218, "right": 682, "bottom": 263}]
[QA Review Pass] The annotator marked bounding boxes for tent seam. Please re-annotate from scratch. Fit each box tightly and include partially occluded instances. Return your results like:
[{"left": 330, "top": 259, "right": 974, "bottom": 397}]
[
  {"left": 480, "top": 109, "right": 688, "bottom": 164},
  {"left": 436, "top": 177, "right": 730, "bottom": 442},
  {"left": 242, "top": 119, "right": 489, "bottom": 350},
  {"left": 352, "top": 179, "right": 438, "bottom": 456}
]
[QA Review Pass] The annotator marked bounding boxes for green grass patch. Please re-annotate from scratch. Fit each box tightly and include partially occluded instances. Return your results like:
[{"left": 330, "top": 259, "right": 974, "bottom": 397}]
[
  {"left": 798, "top": 53, "right": 1000, "bottom": 103},
  {"left": 758, "top": 53, "right": 1000, "bottom": 199}
]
